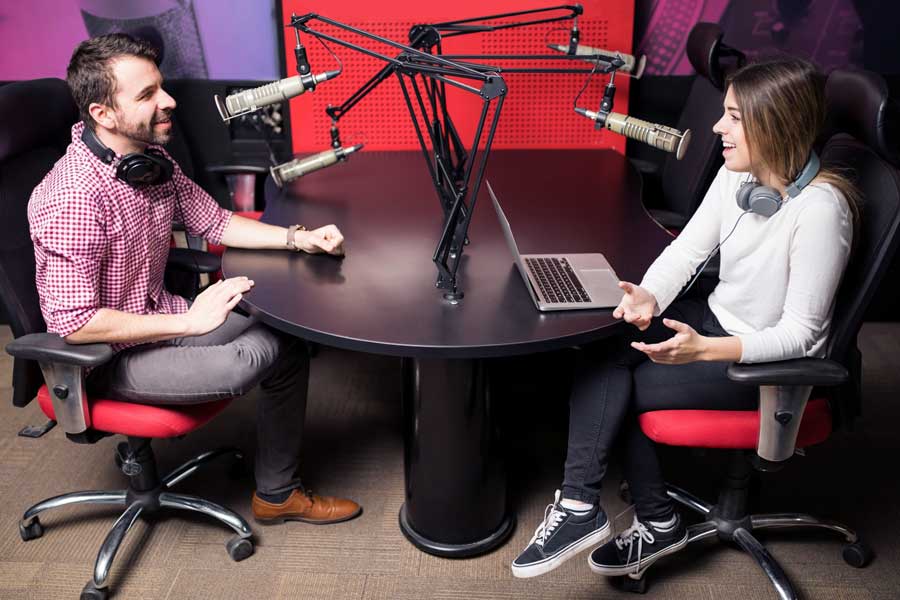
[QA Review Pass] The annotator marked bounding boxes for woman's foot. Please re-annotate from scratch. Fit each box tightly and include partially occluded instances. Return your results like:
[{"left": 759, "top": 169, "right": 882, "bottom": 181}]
[
  {"left": 588, "top": 512, "right": 688, "bottom": 577},
  {"left": 511, "top": 490, "right": 611, "bottom": 578}
]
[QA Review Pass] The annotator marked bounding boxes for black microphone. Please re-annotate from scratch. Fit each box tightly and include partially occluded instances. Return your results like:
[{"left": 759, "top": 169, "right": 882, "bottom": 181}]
[
  {"left": 214, "top": 70, "right": 341, "bottom": 121},
  {"left": 548, "top": 44, "right": 646, "bottom": 78},
  {"left": 575, "top": 107, "right": 691, "bottom": 160},
  {"left": 270, "top": 144, "right": 364, "bottom": 187}
]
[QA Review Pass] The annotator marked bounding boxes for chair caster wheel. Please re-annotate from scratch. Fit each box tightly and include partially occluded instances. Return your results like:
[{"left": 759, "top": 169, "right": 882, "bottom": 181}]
[
  {"left": 842, "top": 541, "right": 873, "bottom": 568},
  {"left": 616, "top": 574, "right": 648, "bottom": 594},
  {"left": 80, "top": 582, "right": 108, "bottom": 600},
  {"left": 226, "top": 535, "right": 254, "bottom": 562},
  {"left": 19, "top": 517, "right": 43, "bottom": 541}
]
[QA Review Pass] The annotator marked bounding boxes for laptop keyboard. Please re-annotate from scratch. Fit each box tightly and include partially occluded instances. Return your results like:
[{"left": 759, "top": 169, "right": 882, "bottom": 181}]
[{"left": 525, "top": 257, "right": 592, "bottom": 304}]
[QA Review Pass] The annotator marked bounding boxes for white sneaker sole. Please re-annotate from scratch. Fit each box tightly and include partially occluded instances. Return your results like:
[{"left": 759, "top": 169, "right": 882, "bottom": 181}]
[
  {"left": 511, "top": 522, "right": 612, "bottom": 579},
  {"left": 588, "top": 531, "right": 689, "bottom": 577}
]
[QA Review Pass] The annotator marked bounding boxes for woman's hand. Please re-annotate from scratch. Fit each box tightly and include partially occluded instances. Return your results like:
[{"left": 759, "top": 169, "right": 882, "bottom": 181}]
[
  {"left": 613, "top": 281, "right": 658, "bottom": 331},
  {"left": 631, "top": 318, "right": 708, "bottom": 364}
]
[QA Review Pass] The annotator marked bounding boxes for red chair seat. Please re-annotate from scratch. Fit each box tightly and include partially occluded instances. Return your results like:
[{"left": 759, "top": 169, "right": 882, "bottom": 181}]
[
  {"left": 639, "top": 397, "right": 832, "bottom": 449},
  {"left": 37, "top": 385, "right": 231, "bottom": 439}
]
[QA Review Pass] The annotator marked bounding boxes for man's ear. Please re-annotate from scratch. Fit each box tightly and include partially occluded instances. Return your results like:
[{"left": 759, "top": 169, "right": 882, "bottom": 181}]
[{"left": 88, "top": 102, "right": 116, "bottom": 131}]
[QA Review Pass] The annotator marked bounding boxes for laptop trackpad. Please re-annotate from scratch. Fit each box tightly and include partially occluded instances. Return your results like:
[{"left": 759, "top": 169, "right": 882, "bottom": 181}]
[{"left": 579, "top": 269, "right": 622, "bottom": 306}]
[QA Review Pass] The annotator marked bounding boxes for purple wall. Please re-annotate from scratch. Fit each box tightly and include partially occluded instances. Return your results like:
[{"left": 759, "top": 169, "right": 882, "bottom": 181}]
[
  {"left": 3, "top": 1, "right": 897, "bottom": 82},
  {"left": 0, "top": 0, "right": 280, "bottom": 81}
]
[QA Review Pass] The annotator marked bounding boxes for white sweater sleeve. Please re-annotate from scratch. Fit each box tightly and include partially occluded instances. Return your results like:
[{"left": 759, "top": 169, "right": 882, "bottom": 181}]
[
  {"left": 639, "top": 166, "right": 728, "bottom": 314},
  {"left": 738, "top": 193, "right": 853, "bottom": 363}
]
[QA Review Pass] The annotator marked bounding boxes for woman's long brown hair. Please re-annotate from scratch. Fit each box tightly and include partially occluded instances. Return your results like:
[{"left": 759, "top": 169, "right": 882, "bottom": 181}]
[{"left": 727, "top": 57, "right": 861, "bottom": 227}]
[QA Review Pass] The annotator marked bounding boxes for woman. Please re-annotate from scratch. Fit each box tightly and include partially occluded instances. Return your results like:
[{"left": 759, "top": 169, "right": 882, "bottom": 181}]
[{"left": 511, "top": 56, "right": 859, "bottom": 579}]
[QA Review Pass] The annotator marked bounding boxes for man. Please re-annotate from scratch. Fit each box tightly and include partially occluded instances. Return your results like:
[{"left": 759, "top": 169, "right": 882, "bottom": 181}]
[{"left": 28, "top": 33, "right": 360, "bottom": 525}]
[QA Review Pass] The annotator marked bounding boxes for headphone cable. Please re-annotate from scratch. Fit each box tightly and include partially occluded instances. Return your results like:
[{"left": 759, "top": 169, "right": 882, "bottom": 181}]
[{"left": 676, "top": 209, "right": 750, "bottom": 300}]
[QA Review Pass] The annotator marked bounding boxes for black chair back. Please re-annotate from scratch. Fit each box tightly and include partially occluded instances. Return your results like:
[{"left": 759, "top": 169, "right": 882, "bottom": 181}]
[
  {"left": 821, "top": 69, "right": 900, "bottom": 424},
  {"left": 0, "top": 78, "right": 79, "bottom": 407},
  {"left": 656, "top": 23, "right": 745, "bottom": 228}
]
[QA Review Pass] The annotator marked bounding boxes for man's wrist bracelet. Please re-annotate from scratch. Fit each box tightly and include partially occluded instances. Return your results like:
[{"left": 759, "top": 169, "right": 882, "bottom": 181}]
[{"left": 286, "top": 224, "right": 307, "bottom": 252}]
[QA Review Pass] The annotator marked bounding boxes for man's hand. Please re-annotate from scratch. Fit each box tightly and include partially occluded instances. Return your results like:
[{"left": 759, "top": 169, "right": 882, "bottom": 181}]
[
  {"left": 296, "top": 224, "right": 345, "bottom": 256},
  {"left": 631, "top": 318, "right": 708, "bottom": 364},
  {"left": 612, "top": 281, "right": 658, "bottom": 331},
  {"left": 182, "top": 276, "right": 254, "bottom": 337}
]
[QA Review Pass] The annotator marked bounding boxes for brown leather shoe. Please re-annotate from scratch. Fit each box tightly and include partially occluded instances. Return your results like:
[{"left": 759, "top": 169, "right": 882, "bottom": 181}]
[{"left": 251, "top": 489, "right": 362, "bottom": 525}]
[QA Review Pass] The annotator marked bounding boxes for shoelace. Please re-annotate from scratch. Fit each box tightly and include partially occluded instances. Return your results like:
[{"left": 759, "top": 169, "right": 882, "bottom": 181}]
[
  {"left": 530, "top": 490, "right": 567, "bottom": 547},
  {"left": 614, "top": 517, "right": 655, "bottom": 574}
]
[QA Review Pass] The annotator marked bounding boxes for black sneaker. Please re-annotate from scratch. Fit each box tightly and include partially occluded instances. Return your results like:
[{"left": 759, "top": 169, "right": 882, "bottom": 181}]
[
  {"left": 511, "top": 490, "right": 611, "bottom": 578},
  {"left": 588, "top": 512, "right": 689, "bottom": 577}
]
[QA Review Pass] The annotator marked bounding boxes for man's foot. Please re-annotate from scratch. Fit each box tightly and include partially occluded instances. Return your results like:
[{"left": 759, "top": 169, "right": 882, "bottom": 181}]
[
  {"left": 588, "top": 512, "right": 688, "bottom": 577},
  {"left": 251, "top": 489, "right": 362, "bottom": 525},
  {"left": 511, "top": 490, "right": 611, "bottom": 578}
]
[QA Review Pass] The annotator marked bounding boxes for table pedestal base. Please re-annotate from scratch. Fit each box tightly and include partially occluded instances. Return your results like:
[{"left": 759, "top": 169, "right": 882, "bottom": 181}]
[{"left": 400, "top": 357, "right": 515, "bottom": 557}]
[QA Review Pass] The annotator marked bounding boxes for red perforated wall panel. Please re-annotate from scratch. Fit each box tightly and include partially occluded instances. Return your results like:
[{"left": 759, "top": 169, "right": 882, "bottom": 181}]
[{"left": 279, "top": 1, "right": 635, "bottom": 153}]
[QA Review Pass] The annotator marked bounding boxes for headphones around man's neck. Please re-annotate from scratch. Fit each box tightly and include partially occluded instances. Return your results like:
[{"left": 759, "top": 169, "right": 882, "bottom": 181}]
[
  {"left": 81, "top": 123, "right": 173, "bottom": 187},
  {"left": 735, "top": 150, "right": 821, "bottom": 217}
]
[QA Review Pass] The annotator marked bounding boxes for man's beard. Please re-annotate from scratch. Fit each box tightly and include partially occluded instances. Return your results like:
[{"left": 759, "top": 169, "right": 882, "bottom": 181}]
[{"left": 118, "top": 110, "right": 173, "bottom": 146}]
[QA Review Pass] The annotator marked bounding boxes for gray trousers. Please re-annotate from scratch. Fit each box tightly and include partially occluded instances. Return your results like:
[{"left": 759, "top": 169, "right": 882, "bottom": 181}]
[{"left": 86, "top": 310, "right": 309, "bottom": 495}]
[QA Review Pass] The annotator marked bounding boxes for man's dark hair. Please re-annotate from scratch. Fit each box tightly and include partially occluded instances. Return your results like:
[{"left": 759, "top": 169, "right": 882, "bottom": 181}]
[{"left": 66, "top": 33, "right": 160, "bottom": 129}]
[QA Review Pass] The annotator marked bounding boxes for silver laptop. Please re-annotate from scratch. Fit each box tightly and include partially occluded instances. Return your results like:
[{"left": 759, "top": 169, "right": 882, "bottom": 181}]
[{"left": 487, "top": 181, "right": 622, "bottom": 311}]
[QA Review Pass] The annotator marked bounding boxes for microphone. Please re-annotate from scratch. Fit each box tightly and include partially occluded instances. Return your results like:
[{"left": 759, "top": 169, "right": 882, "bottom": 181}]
[
  {"left": 270, "top": 144, "right": 364, "bottom": 187},
  {"left": 575, "top": 107, "right": 692, "bottom": 160},
  {"left": 214, "top": 70, "right": 341, "bottom": 121},
  {"left": 548, "top": 44, "right": 646, "bottom": 79}
]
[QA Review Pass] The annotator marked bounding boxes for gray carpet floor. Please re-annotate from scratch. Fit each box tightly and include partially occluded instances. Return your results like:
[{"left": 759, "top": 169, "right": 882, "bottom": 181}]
[{"left": 1, "top": 323, "right": 898, "bottom": 599}]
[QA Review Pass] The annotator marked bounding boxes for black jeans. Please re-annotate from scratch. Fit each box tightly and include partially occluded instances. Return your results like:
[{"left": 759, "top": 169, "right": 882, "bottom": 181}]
[{"left": 560, "top": 293, "right": 758, "bottom": 521}]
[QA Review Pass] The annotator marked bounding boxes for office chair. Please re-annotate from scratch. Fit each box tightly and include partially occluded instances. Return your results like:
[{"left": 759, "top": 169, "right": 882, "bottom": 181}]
[
  {"left": 641, "top": 23, "right": 746, "bottom": 231},
  {"left": 0, "top": 78, "right": 254, "bottom": 600},
  {"left": 626, "top": 69, "right": 900, "bottom": 599}
]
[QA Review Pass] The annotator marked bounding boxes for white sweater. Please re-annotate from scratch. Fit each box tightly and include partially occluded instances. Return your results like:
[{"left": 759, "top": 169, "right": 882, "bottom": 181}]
[{"left": 639, "top": 165, "right": 853, "bottom": 363}]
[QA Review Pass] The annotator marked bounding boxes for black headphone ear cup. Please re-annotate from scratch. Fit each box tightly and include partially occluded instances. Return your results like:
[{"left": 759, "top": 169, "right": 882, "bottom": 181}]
[
  {"left": 747, "top": 186, "right": 782, "bottom": 218},
  {"left": 144, "top": 149, "right": 174, "bottom": 184},
  {"left": 115, "top": 150, "right": 173, "bottom": 186},
  {"left": 736, "top": 181, "right": 755, "bottom": 211},
  {"left": 116, "top": 154, "right": 157, "bottom": 186}
]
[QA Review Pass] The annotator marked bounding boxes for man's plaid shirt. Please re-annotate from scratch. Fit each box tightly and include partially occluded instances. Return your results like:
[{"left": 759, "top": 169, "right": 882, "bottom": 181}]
[{"left": 28, "top": 122, "right": 232, "bottom": 350}]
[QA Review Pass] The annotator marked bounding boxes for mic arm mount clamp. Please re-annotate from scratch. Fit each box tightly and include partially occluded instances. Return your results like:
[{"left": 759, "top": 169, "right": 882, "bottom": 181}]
[
  {"left": 593, "top": 68, "right": 620, "bottom": 130},
  {"left": 567, "top": 16, "right": 580, "bottom": 54},
  {"left": 292, "top": 20, "right": 311, "bottom": 76}
]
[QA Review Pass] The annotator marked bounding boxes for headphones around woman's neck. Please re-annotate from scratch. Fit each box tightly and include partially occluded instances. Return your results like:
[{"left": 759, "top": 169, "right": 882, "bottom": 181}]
[
  {"left": 81, "top": 123, "right": 174, "bottom": 187},
  {"left": 735, "top": 150, "right": 820, "bottom": 217}
]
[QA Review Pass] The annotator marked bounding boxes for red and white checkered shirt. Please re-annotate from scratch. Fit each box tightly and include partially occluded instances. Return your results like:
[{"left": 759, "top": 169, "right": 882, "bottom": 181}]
[{"left": 28, "top": 122, "right": 232, "bottom": 350}]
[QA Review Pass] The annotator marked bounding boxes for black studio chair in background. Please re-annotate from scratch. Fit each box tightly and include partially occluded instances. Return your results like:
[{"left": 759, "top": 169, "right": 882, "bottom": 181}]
[
  {"left": 638, "top": 22, "right": 746, "bottom": 232},
  {"left": 626, "top": 69, "right": 899, "bottom": 600},
  {"left": 0, "top": 78, "right": 254, "bottom": 600}
]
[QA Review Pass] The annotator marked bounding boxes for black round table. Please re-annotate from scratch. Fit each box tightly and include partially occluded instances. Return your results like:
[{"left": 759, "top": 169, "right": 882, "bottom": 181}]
[{"left": 224, "top": 149, "right": 671, "bottom": 556}]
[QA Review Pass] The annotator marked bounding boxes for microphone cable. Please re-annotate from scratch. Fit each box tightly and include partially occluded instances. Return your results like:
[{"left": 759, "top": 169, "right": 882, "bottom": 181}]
[{"left": 572, "top": 49, "right": 602, "bottom": 109}]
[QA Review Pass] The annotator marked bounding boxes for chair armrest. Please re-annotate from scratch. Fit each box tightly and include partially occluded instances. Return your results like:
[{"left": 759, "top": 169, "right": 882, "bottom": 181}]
[
  {"left": 167, "top": 248, "right": 222, "bottom": 274},
  {"left": 6, "top": 333, "right": 112, "bottom": 368},
  {"left": 727, "top": 357, "right": 849, "bottom": 387},
  {"left": 6, "top": 333, "right": 111, "bottom": 435},
  {"left": 728, "top": 357, "right": 847, "bottom": 463},
  {"left": 206, "top": 164, "right": 269, "bottom": 175}
]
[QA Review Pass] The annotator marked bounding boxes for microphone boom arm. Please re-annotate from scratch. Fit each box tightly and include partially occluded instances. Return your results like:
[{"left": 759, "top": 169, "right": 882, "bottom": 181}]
[{"left": 287, "top": 6, "right": 628, "bottom": 301}]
